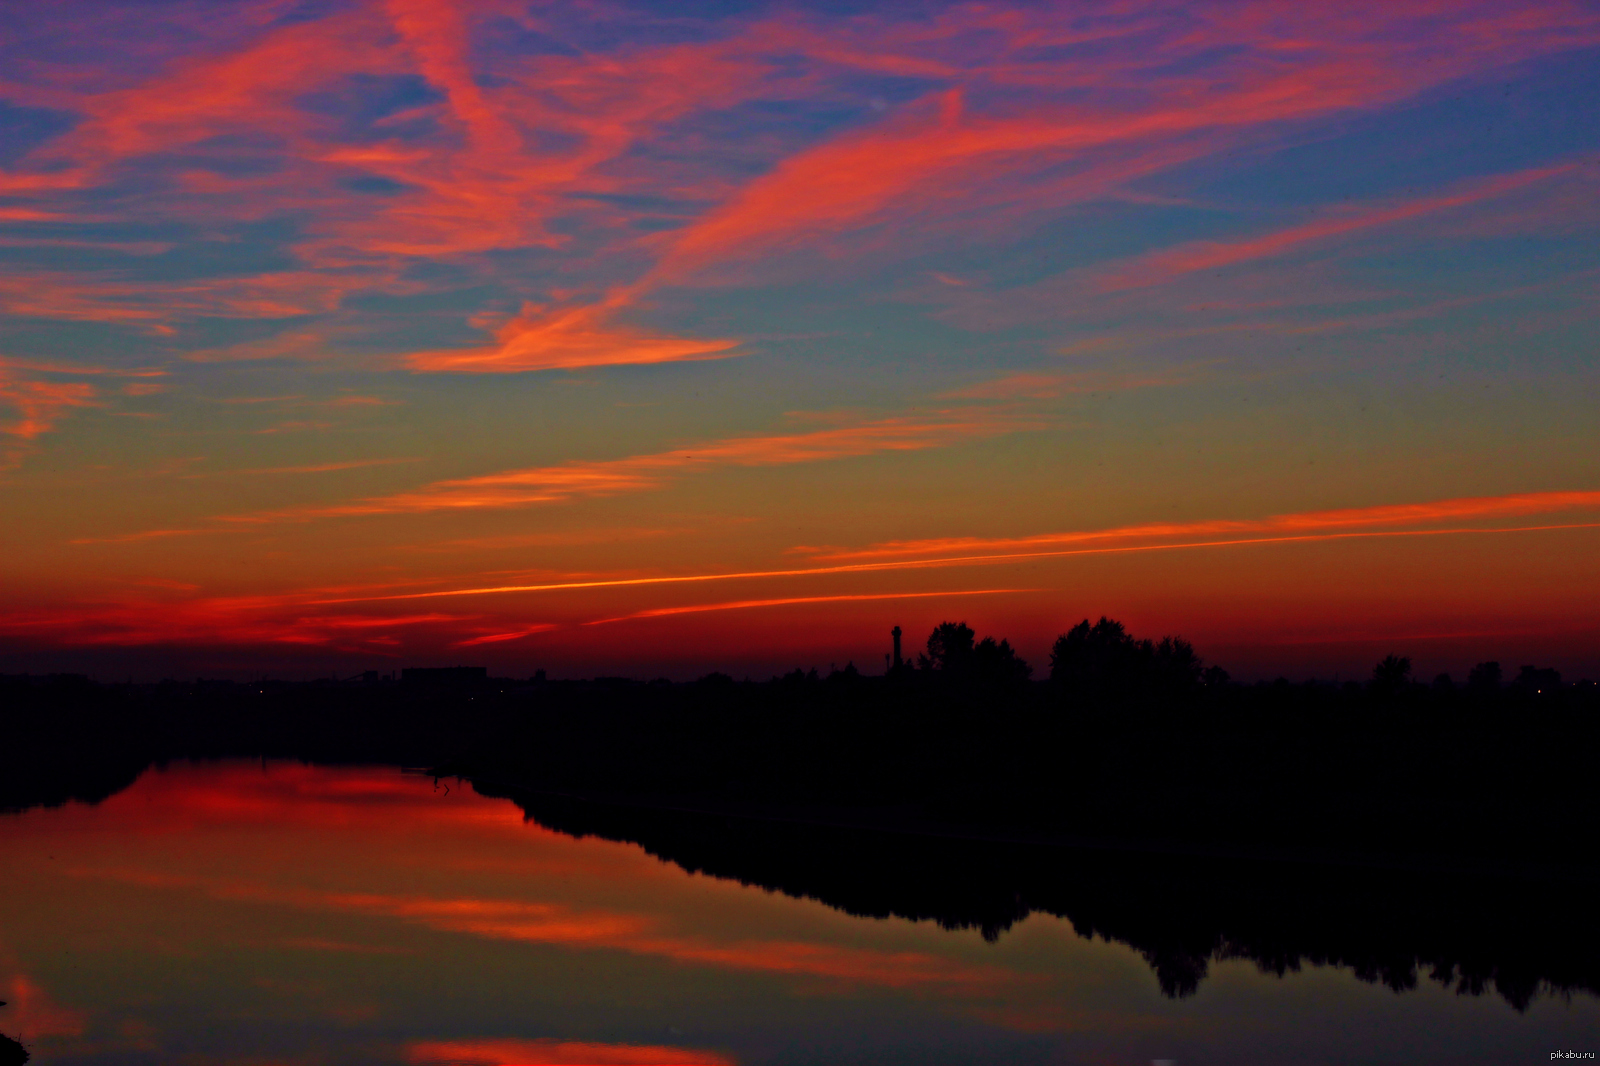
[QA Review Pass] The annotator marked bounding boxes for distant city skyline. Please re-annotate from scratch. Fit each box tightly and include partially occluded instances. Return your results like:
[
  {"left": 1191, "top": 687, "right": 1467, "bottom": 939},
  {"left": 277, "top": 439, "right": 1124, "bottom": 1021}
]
[{"left": 2, "top": 1, "right": 1597, "bottom": 679}]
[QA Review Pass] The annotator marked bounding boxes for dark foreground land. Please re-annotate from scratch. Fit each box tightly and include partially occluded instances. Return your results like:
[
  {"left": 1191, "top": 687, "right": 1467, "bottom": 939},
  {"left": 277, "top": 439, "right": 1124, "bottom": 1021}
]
[{"left": 3, "top": 621, "right": 1599, "bottom": 1009}]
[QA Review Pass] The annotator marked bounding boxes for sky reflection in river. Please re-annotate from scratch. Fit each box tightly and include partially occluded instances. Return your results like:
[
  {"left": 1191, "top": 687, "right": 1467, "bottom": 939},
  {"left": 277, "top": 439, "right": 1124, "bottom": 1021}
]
[{"left": 0, "top": 762, "right": 1595, "bottom": 1064}]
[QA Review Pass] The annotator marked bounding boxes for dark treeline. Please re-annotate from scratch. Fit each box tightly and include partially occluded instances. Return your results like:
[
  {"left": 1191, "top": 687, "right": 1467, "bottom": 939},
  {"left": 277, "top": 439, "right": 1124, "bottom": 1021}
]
[
  {"left": 3, "top": 618, "right": 1598, "bottom": 1007},
  {"left": 4, "top": 617, "right": 1597, "bottom": 866},
  {"left": 6, "top": 617, "right": 1598, "bottom": 859}
]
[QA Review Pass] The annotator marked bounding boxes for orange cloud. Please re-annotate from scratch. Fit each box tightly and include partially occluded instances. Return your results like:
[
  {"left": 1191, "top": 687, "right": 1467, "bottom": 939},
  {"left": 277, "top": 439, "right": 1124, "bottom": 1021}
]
[
  {"left": 0, "top": 358, "right": 164, "bottom": 378},
  {"left": 641, "top": 9, "right": 1600, "bottom": 284},
  {"left": 454, "top": 624, "right": 559, "bottom": 647},
  {"left": 18, "top": 512, "right": 1593, "bottom": 653},
  {"left": 310, "top": 489, "right": 1600, "bottom": 608},
  {"left": 817, "top": 488, "right": 1600, "bottom": 562},
  {"left": 0, "top": 271, "right": 394, "bottom": 333},
  {"left": 0, "top": 596, "right": 473, "bottom": 650},
  {"left": 64, "top": 14, "right": 396, "bottom": 163},
  {"left": 1097, "top": 164, "right": 1576, "bottom": 291},
  {"left": 0, "top": 373, "right": 96, "bottom": 442},
  {"left": 0, "top": 361, "right": 106, "bottom": 465},
  {"left": 405, "top": 300, "right": 739, "bottom": 374},
  {"left": 215, "top": 409, "right": 1029, "bottom": 522},
  {"left": 359, "top": 523, "right": 1600, "bottom": 608},
  {"left": 584, "top": 588, "right": 1031, "bottom": 627}
]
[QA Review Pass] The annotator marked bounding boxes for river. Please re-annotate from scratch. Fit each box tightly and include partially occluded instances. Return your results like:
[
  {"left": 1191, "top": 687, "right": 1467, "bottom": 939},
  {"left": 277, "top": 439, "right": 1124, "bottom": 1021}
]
[{"left": 1, "top": 761, "right": 1595, "bottom": 1064}]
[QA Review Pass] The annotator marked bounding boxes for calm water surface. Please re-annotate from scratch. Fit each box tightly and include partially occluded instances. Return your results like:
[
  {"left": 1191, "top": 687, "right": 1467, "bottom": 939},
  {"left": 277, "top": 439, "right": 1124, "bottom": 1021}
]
[{"left": 1, "top": 761, "right": 1595, "bottom": 1065}]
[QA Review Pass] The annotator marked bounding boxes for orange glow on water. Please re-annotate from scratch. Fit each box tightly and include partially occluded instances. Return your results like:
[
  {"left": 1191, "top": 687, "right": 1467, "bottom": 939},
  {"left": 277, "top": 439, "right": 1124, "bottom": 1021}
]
[
  {"left": 3, "top": 762, "right": 1598, "bottom": 1061},
  {"left": 406, "top": 1039, "right": 735, "bottom": 1066}
]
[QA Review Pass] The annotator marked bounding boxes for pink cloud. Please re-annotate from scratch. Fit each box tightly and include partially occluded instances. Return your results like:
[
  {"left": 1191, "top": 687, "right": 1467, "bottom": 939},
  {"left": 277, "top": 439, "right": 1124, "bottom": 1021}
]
[
  {"left": 405, "top": 300, "right": 738, "bottom": 374},
  {"left": 1, "top": 0, "right": 1594, "bottom": 357},
  {"left": 0, "top": 360, "right": 109, "bottom": 465}
]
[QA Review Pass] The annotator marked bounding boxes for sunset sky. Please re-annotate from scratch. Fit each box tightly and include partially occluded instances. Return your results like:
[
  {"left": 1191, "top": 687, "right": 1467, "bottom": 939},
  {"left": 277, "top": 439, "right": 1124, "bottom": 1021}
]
[{"left": 2, "top": 0, "right": 1598, "bottom": 679}]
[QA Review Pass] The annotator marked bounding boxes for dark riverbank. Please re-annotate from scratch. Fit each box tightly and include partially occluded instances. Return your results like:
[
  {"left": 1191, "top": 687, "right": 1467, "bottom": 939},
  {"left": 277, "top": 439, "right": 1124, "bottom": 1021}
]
[{"left": 5, "top": 661, "right": 1598, "bottom": 873}]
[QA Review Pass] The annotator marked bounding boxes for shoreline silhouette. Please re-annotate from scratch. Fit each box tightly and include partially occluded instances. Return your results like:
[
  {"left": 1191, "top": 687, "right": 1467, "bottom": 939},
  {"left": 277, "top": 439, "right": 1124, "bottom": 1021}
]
[{"left": 4, "top": 618, "right": 1597, "bottom": 1006}]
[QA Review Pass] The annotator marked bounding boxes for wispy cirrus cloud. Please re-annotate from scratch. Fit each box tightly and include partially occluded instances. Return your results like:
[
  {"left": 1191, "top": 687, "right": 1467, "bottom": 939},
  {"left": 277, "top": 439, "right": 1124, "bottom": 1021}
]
[
  {"left": 0, "top": 596, "right": 471, "bottom": 650},
  {"left": 807, "top": 489, "right": 1600, "bottom": 562},
  {"left": 3, "top": 1, "right": 1595, "bottom": 368},
  {"left": 310, "top": 488, "right": 1600, "bottom": 608},
  {"left": 215, "top": 408, "right": 1034, "bottom": 522},
  {"left": 14, "top": 488, "right": 1599, "bottom": 652},
  {"left": 0, "top": 356, "right": 157, "bottom": 465},
  {"left": 1095, "top": 164, "right": 1577, "bottom": 292},
  {"left": 583, "top": 588, "right": 1031, "bottom": 627},
  {"left": 56, "top": 402, "right": 1032, "bottom": 543},
  {"left": 0, "top": 372, "right": 96, "bottom": 445},
  {"left": 452, "top": 624, "right": 558, "bottom": 647},
  {"left": 404, "top": 298, "right": 739, "bottom": 374}
]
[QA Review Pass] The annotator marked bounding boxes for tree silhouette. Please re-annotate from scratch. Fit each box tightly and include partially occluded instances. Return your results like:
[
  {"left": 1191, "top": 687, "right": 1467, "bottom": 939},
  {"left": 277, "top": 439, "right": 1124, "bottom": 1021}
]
[
  {"left": 1152, "top": 636, "right": 1203, "bottom": 691},
  {"left": 1049, "top": 617, "right": 1139, "bottom": 694},
  {"left": 1048, "top": 617, "right": 1204, "bottom": 700},
  {"left": 1467, "top": 661, "right": 1501, "bottom": 693},
  {"left": 971, "top": 635, "right": 1033, "bottom": 687},
  {"left": 917, "top": 622, "right": 1031, "bottom": 689},
  {"left": 0, "top": 1000, "right": 24, "bottom": 1066},
  {"left": 1370, "top": 654, "right": 1412, "bottom": 696},
  {"left": 920, "top": 621, "right": 975, "bottom": 672},
  {"left": 1512, "top": 665, "right": 1561, "bottom": 695}
]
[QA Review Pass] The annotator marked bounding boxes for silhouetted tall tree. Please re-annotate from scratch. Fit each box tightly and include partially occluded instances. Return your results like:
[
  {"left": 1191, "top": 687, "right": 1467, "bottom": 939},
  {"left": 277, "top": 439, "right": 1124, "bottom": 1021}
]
[
  {"left": 920, "top": 621, "right": 976, "bottom": 673},
  {"left": 918, "top": 622, "right": 1031, "bottom": 690},
  {"left": 1050, "top": 617, "right": 1142, "bottom": 695}
]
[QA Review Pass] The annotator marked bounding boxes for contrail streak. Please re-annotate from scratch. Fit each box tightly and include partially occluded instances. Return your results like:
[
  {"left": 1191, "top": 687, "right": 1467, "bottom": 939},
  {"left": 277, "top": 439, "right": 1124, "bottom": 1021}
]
[
  {"left": 583, "top": 588, "right": 1032, "bottom": 626},
  {"left": 308, "top": 521, "right": 1600, "bottom": 606}
]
